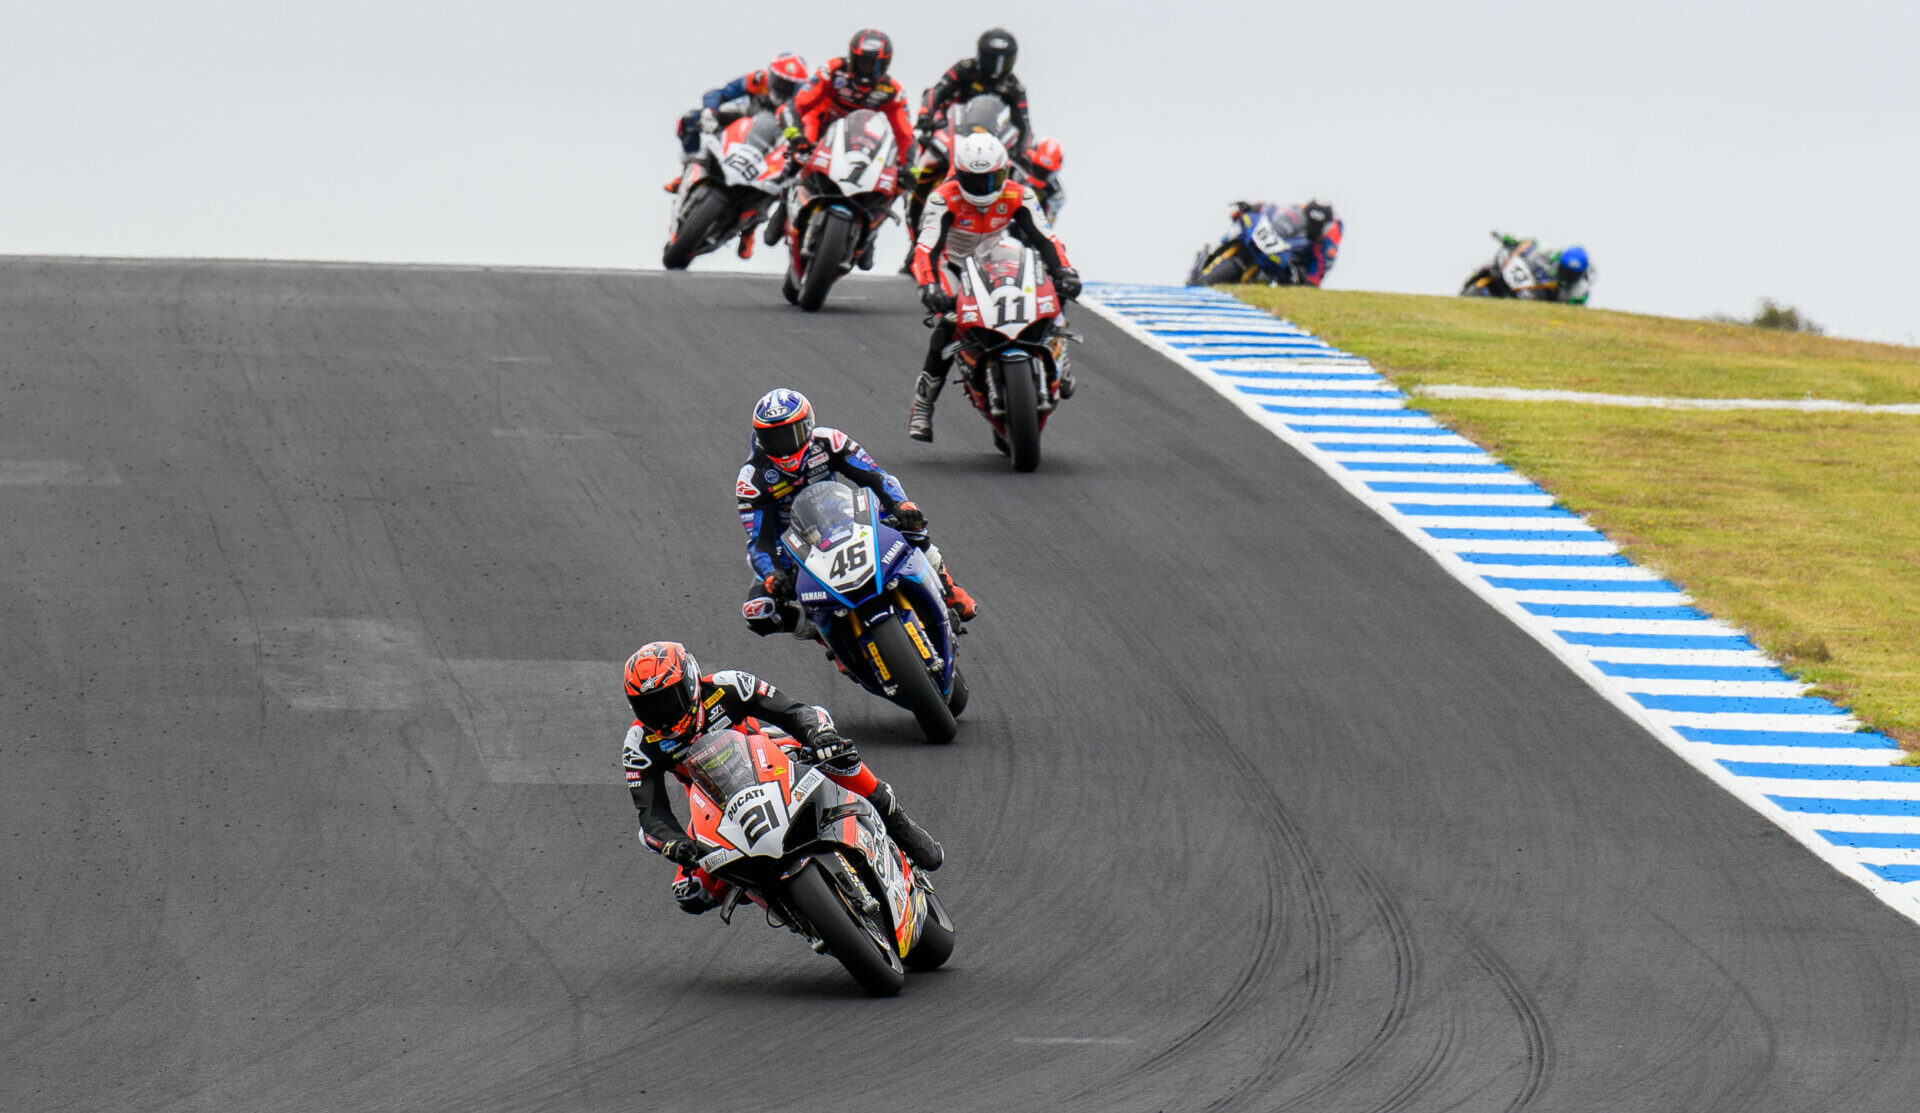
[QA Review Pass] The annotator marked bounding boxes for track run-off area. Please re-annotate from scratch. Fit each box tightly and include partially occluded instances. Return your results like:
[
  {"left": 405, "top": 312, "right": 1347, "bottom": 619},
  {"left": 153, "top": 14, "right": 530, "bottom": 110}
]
[{"left": 6, "top": 258, "right": 1920, "bottom": 1111}]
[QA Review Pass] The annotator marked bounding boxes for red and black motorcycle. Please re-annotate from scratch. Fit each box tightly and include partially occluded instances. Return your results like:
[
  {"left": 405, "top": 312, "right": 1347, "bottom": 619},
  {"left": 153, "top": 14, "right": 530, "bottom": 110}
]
[
  {"left": 778, "top": 109, "right": 902, "bottom": 311},
  {"left": 662, "top": 111, "right": 790, "bottom": 270},
  {"left": 945, "top": 234, "right": 1078, "bottom": 473}
]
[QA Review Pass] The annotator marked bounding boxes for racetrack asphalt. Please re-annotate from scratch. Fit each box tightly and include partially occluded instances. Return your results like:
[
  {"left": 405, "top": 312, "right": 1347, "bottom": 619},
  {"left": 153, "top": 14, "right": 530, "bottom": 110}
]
[{"left": 5, "top": 257, "right": 1919, "bottom": 1112}]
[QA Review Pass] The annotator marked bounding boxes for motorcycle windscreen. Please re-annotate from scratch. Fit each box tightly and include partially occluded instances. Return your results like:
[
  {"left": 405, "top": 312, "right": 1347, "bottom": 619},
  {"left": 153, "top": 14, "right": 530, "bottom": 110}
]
[
  {"left": 680, "top": 730, "right": 762, "bottom": 805},
  {"left": 836, "top": 110, "right": 893, "bottom": 159},
  {"left": 744, "top": 111, "right": 785, "bottom": 153},
  {"left": 786, "top": 482, "right": 859, "bottom": 558},
  {"left": 957, "top": 94, "right": 1010, "bottom": 137}
]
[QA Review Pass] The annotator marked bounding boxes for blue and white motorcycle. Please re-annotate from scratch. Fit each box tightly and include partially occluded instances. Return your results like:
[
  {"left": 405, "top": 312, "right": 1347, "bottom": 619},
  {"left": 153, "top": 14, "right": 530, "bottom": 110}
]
[
  {"left": 1186, "top": 201, "right": 1332, "bottom": 286},
  {"left": 781, "top": 483, "right": 967, "bottom": 743}
]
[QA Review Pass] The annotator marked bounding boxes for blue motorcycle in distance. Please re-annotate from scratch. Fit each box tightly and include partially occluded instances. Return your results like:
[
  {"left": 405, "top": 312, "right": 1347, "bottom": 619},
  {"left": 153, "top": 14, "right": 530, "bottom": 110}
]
[
  {"left": 780, "top": 483, "right": 967, "bottom": 742},
  {"left": 1186, "top": 200, "right": 1333, "bottom": 287}
]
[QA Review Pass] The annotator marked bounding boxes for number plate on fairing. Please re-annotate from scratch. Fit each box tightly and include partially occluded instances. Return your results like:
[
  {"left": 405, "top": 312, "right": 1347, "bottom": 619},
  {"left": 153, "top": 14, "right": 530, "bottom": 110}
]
[{"left": 803, "top": 524, "right": 878, "bottom": 594}]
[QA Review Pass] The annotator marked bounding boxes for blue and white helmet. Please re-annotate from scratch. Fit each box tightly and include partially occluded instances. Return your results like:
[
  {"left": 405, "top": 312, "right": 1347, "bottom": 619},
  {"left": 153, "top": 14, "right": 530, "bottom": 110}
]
[
  {"left": 752, "top": 388, "right": 815, "bottom": 472},
  {"left": 1557, "top": 245, "right": 1590, "bottom": 280}
]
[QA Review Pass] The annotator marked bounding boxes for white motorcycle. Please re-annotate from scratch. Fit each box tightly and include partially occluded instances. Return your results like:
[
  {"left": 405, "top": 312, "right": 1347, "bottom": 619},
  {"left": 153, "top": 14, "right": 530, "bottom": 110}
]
[
  {"left": 663, "top": 110, "right": 790, "bottom": 270},
  {"left": 778, "top": 109, "right": 903, "bottom": 311}
]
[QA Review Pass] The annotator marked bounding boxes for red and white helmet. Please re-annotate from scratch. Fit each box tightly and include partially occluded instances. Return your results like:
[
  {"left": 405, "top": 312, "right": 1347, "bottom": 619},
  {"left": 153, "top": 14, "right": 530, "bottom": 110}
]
[
  {"left": 1026, "top": 136, "right": 1063, "bottom": 175},
  {"left": 767, "top": 53, "right": 809, "bottom": 102},
  {"left": 953, "top": 133, "right": 1011, "bottom": 208}
]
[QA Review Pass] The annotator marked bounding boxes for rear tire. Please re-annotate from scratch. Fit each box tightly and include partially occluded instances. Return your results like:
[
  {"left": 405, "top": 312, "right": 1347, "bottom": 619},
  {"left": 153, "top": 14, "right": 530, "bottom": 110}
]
[
  {"left": 1195, "top": 245, "right": 1250, "bottom": 287},
  {"left": 798, "top": 209, "right": 855, "bottom": 312},
  {"left": 903, "top": 890, "right": 955, "bottom": 972},
  {"left": 1001, "top": 357, "right": 1042, "bottom": 473},
  {"left": 872, "top": 617, "right": 957, "bottom": 743},
  {"left": 786, "top": 862, "right": 905, "bottom": 997},
  {"left": 663, "top": 187, "right": 731, "bottom": 270}
]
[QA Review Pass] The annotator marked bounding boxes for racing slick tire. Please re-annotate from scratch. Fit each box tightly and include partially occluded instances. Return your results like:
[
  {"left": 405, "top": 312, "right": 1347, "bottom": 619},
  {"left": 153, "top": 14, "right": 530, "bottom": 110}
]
[
  {"left": 787, "top": 860, "right": 906, "bottom": 996},
  {"left": 663, "top": 187, "right": 730, "bottom": 270},
  {"left": 1000, "top": 354, "right": 1042, "bottom": 473},
  {"left": 903, "top": 889, "right": 956, "bottom": 972},
  {"left": 872, "top": 617, "right": 957, "bottom": 743},
  {"left": 1194, "top": 244, "right": 1251, "bottom": 287},
  {"left": 946, "top": 666, "right": 969, "bottom": 718},
  {"left": 798, "top": 208, "right": 855, "bottom": 312}
]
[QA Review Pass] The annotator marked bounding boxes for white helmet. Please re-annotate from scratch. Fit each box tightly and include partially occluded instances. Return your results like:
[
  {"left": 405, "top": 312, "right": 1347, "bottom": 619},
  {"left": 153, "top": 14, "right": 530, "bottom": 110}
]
[{"left": 952, "top": 133, "right": 1011, "bottom": 207}]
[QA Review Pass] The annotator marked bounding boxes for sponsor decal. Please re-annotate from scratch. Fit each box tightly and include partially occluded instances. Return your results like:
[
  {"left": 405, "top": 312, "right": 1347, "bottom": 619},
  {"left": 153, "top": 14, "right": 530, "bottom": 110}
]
[
  {"left": 764, "top": 468, "right": 780, "bottom": 485},
  {"left": 827, "top": 429, "right": 849, "bottom": 453},
  {"left": 625, "top": 768, "right": 645, "bottom": 783},
  {"left": 737, "top": 477, "right": 759, "bottom": 499},
  {"left": 883, "top": 541, "right": 906, "bottom": 563},
  {"left": 742, "top": 598, "right": 776, "bottom": 620}
]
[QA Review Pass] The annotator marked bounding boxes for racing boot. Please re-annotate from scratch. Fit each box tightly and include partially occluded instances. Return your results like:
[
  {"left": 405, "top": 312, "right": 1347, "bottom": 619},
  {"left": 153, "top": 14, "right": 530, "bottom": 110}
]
[
  {"left": 907, "top": 370, "right": 945, "bottom": 442},
  {"left": 857, "top": 236, "right": 876, "bottom": 271},
  {"left": 871, "top": 782, "right": 943, "bottom": 871},
  {"left": 937, "top": 565, "right": 978, "bottom": 621},
  {"left": 737, "top": 230, "right": 755, "bottom": 260},
  {"left": 672, "top": 871, "right": 722, "bottom": 915},
  {"left": 663, "top": 173, "right": 684, "bottom": 194}
]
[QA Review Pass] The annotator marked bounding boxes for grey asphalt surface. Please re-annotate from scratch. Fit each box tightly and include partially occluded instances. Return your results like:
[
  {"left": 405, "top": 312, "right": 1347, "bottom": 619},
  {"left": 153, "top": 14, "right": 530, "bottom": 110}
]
[{"left": 4, "top": 258, "right": 1919, "bottom": 1112}]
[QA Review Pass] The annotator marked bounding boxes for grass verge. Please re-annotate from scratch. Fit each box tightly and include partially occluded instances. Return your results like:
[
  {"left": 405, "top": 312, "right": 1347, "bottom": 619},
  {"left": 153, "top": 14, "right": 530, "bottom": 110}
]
[{"left": 1230, "top": 288, "right": 1920, "bottom": 750}]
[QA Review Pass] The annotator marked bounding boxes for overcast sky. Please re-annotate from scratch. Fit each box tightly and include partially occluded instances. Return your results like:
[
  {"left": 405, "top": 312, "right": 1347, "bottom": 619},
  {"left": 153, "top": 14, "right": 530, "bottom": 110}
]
[{"left": 6, "top": 1, "right": 1916, "bottom": 343}]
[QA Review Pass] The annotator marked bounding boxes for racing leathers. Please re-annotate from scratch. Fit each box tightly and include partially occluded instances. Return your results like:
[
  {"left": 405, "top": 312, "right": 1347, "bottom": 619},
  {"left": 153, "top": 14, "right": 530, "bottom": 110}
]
[
  {"left": 907, "top": 179, "right": 1079, "bottom": 440},
  {"left": 678, "top": 69, "right": 796, "bottom": 156},
  {"left": 737, "top": 428, "right": 976, "bottom": 628},
  {"left": 623, "top": 670, "right": 943, "bottom": 912},
  {"left": 916, "top": 58, "right": 1032, "bottom": 156},
  {"left": 779, "top": 58, "right": 914, "bottom": 167}
]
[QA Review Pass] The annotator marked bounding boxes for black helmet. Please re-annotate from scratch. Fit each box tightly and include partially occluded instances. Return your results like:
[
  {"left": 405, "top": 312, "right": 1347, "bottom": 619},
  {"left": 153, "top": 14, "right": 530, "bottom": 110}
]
[
  {"left": 977, "top": 28, "right": 1017, "bottom": 80},
  {"left": 847, "top": 29, "right": 893, "bottom": 87}
]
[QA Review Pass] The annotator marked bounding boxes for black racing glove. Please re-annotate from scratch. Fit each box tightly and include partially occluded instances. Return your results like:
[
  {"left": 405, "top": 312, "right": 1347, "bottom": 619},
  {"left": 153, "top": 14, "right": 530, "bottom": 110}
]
[
  {"left": 763, "top": 568, "right": 797, "bottom": 599},
  {"left": 1052, "top": 267, "right": 1081, "bottom": 301},
  {"left": 661, "top": 837, "right": 702, "bottom": 867},
  {"left": 918, "top": 284, "right": 954, "bottom": 314},
  {"left": 891, "top": 501, "right": 927, "bottom": 532},
  {"left": 803, "top": 728, "right": 857, "bottom": 767},
  {"left": 914, "top": 113, "right": 934, "bottom": 140}
]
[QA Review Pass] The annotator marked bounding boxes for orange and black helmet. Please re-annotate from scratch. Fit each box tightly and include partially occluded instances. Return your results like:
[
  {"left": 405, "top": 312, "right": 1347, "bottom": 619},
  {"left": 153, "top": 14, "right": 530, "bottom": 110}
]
[
  {"left": 752, "top": 387, "right": 815, "bottom": 473},
  {"left": 846, "top": 29, "right": 893, "bottom": 87},
  {"left": 624, "top": 641, "right": 704, "bottom": 744}
]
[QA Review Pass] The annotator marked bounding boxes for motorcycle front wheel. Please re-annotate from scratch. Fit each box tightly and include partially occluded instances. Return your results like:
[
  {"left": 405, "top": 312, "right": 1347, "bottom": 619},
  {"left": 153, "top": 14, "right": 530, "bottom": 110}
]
[
  {"left": 663, "top": 187, "right": 731, "bottom": 270},
  {"left": 787, "top": 861, "right": 906, "bottom": 997},
  {"left": 798, "top": 209, "right": 855, "bottom": 312},
  {"left": 1194, "top": 244, "right": 1252, "bottom": 287},
  {"left": 871, "top": 617, "right": 956, "bottom": 743},
  {"left": 1000, "top": 355, "right": 1042, "bottom": 473}
]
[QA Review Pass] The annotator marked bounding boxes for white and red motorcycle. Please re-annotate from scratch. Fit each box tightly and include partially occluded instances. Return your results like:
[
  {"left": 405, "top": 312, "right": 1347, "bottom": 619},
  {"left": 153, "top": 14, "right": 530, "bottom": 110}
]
[
  {"left": 663, "top": 110, "right": 790, "bottom": 270},
  {"left": 777, "top": 109, "right": 902, "bottom": 311},
  {"left": 946, "top": 234, "right": 1078, "bottom": 472}
]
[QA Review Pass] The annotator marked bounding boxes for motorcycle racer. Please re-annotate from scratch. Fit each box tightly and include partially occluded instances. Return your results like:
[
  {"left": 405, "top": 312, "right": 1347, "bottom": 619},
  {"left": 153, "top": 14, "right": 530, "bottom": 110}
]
[
  {"left": 668, "top": 52, "right": 810, "bottom": 258},
  {"left": 1229, "top": 200, "right": 1343, "bottom": 286},
  {"left": 778, "top": 30, "right": 914, "bottom": 169},
  {"left": 1473, "top": 234, "right": 1593, "bottom": 304},
  {"left": 915, "top": 28, "right": 1032, "bottom": 156},
  {"left": 1018, "top": 135, "right": 1067, "bottom": 222},
  {"left": 738, "top": 388, "right": 978, "bottom": 629},
  {"left": 907, "top": 133, "right": 1079, "bottom": 442},
  {"left": 621, "top": 641, "right": 944, "bottom": 915}
]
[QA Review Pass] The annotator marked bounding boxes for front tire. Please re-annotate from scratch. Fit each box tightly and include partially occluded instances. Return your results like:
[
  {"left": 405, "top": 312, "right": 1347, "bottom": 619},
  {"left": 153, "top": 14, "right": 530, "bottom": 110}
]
[
  {"left": 663, "top": 187, "right": 731, "bottom": 270},
  {"left": 871, "top": 617, "right": 957, "bottom": 743},
  {"left": 798, "top": 209, "right": 855, "bottom": 312},
  {"left": 946, "top": 666, "right": 969, "bottom": 718},
  {"left": 1001, "top": 356, "right": 1042, "bottom": 473},
  {"left": 903, "top": 889, "right": 955, "bottom": 971},
  {"left": 786, "top": 862, "right": 905, "bottom": 997},
  {"left": 1194, "top": 244, "right": 1251, "bottom": 287}
]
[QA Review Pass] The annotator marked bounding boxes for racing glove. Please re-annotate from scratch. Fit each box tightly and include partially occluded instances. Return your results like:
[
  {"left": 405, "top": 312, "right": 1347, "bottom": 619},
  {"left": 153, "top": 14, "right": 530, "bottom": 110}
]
[
  {"left": 914, "top": 113, "right": 934, "bottom": 139},
  {"left": 698, "top": 108, "right": 719, "bottom": 133},
  {"left": 661, "top": 837, "right": 702, "bottom": 867},
  {"left": 918, "top": 284, "right": 954, "bottom": 314},
  {"left": 1052, "top": 267, "right": 1081, "bottom": 301},
  {"left": 803, "top": 728, "right": 857, "bottom": 767},
  {"left": 891, "top": 501, "right": 927, "bottom": 532},
  {"left": 764, "top": 568, "right": 797, "bottom": 599}
]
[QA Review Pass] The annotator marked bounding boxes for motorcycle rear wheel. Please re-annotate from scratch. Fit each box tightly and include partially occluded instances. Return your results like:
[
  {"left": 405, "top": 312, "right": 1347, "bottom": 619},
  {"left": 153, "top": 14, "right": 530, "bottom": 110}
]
[
  {"left": 798, "top": 209, "right": 855, "bottom": 312},
  {"left": 872, "top": 617, "right": 957, "bottom": 743},
  {"left": 787, "top": 861, "right": 906, "bottom": 997},
  {"left": 1001, "top": 356, "right": 1042, "bottom": 473},
  {"left": 1194, "top": 245, "right": 1251, "bottom": 287},
  {"left": 663, "top": 187, "right": 730, "bottom": 270}
]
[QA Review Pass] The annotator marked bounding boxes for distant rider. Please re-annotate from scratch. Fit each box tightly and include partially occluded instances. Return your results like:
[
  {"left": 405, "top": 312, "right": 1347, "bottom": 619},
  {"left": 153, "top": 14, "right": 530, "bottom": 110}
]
[
  {"left": 1228, "top": 200, "right": 1343, "bottom": 286},
  {"left": 667, "top": 52, "right": 810, "bottom": 258},
  {"left": 1483, "top": 234, "right": 1593, "bottom": 304},
  {"left": 1018, "top": 136, "right": 1067, "bottom": 223},
  {"left": 779, "top": 30, "right": 914, "bottom": 168},
  {"left": 621, "top": 641, "right": 943, "bottom": 915},
  {"left": 907, "top": 133, "right": 1080, "bottom": 442},
  {"left": 737, "top": 388, "right": 978, "bottom": 631},
  {"left": 915, "top": 29, "right": 1032, "bottom": 158}
]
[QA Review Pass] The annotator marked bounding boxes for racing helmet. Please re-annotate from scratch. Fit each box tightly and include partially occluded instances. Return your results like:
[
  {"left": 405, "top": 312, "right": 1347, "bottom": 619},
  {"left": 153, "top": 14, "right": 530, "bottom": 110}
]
[
  {"left": 1026, "top": 135, "right": 1063, "bottom": 175},
  {"left": 752, "top": 387, "right": 815, "bottom": 473},
  {"left": 846, "top": 29, "right": 893, "bottom": 87},
  {"left": 953, "top": 133, "right": 1011, "bottom": 207},
  {"left": 767, "top": 53, "right": 809, "bottom": 102},
  {"left": 624, "top": 642, "right": 704, "bottom": 748},
  {"left": 977, "top": 28, "right": 1018, "bottom": 80},
  {"left": 1556, "top": 245, "right": 1591, "bottom": 283}
]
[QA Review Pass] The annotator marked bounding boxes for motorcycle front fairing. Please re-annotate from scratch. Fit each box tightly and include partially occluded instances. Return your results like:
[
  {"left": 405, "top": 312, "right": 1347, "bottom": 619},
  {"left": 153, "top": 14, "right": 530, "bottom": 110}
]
[
  {"left": 1235, "top": 208, "right": 1309, "bottom": 282},
  {"left": 780, "top": 486, "right": 956, "bottom": 698}
]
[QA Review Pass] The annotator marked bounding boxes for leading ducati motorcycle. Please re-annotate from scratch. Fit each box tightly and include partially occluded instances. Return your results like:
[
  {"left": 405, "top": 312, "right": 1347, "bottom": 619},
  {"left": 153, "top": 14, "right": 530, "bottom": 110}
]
[
  {"left": 677, "top": 726, "right": 955, "bottom": 996},
  {"left": 663, "top": 111, "right": 789, "bottom": 270},
  {"left": 781, "top": 483, "right": 967, "bottom": 742}
]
